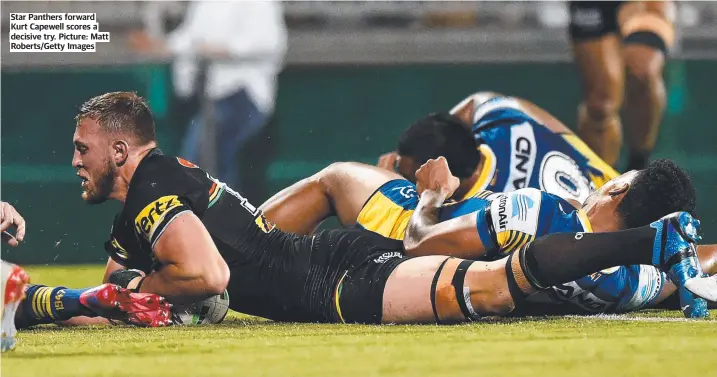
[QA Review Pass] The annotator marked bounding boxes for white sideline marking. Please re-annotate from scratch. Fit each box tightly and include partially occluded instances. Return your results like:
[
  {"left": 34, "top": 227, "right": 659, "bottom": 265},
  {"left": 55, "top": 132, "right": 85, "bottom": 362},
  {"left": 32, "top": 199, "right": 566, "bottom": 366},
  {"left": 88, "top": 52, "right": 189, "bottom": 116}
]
[{"left": 564, "top": 314, "right": 715, "bottom": 323}]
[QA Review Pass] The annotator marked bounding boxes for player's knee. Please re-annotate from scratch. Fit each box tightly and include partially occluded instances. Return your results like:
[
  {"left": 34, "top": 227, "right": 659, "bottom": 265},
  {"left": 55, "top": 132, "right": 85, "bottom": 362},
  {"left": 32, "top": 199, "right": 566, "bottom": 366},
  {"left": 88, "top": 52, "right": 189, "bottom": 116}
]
[
  {"left": 625, "top": 51, "right": 664, "bottom": 88},
  {"left": 584, "top": 98, "right": 620, "bottom": 124},
  {"left": 315, "top": 162, "right": 345, "bottom": 190},
  {"left": 473, "top": 290, "right": 515, "bottom": 316}
]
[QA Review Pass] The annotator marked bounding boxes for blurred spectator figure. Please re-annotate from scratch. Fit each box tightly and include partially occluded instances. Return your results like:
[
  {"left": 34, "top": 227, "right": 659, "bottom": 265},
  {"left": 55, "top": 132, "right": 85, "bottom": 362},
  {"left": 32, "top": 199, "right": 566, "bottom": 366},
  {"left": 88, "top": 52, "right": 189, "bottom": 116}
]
[
  {"left": 567, "top": 1, "right": 675, "bottom": 171},
  {"left": 129, "top": 0, "right": 287, "bottom": 190}
]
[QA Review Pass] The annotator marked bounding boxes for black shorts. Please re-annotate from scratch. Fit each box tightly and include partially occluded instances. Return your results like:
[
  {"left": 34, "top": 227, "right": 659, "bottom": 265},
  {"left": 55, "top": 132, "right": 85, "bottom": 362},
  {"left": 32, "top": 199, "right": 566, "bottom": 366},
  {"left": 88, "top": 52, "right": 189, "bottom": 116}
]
[
  {"left": 225, "top": 227, "right": 408, "bottom": 324},
  {"left": 569, "top": 1, "right": 624, "bottom": 41},
  {"left": 316, "top": 228, "right": 409, "bottom": 325}
]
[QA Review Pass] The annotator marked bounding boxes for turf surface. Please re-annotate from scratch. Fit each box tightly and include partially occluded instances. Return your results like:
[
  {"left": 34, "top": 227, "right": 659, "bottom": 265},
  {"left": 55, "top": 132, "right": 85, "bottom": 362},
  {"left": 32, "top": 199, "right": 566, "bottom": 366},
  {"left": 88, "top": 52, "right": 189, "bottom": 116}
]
[{"left": 3, "top": 265, "right": 716, "bottom": 377}]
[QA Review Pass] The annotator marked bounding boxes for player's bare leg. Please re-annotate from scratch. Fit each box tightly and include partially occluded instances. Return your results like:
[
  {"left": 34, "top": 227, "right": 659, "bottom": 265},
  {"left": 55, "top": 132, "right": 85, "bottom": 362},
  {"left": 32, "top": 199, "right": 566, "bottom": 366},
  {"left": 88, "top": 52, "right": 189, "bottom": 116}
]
[
  {"left": 573, "top": 35, "right": 624, "bottom": 166},
  {"left": 261, "top": 162, "right": 402, "bottom": 234},
  {"left": 1, "top": 261, "right": 30, "bottom": 352},
  {"left": 381, "top": 212, "right": 711, "bottom": 324},
  {"left": 619, "top": 2, "right": 673, "bottom": 170},
  {"left": 381, "top": 256, "right": 512, "bottom": 324}
]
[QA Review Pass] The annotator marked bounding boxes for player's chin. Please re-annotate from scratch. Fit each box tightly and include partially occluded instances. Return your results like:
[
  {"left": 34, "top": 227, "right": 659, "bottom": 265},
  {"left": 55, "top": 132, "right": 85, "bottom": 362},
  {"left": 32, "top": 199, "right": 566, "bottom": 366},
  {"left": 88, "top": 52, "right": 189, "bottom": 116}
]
[{"left": 81, "top": 190, "right": 105, "bottom": 205}]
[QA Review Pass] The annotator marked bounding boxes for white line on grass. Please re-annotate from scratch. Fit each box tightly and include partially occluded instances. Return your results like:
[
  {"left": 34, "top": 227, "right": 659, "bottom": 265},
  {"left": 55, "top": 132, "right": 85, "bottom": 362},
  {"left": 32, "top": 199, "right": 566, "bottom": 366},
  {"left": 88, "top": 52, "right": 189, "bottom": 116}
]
[{"left": 565, "top": 314, "right": 716, "bottom": 323}]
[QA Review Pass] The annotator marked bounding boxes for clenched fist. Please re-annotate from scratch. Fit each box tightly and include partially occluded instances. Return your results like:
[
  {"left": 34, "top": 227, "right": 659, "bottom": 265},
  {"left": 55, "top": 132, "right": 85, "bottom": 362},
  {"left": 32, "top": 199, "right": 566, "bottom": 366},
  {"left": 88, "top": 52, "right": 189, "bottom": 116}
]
[{"left": 414, "top": 157, "right": 460, "bottom": 198}]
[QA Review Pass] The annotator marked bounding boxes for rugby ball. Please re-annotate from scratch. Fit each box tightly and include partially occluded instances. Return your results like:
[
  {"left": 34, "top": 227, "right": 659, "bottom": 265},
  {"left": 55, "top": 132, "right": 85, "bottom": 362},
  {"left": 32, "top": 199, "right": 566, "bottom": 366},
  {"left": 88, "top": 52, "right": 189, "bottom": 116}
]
[{"left": 171, "top": 290, "right": 230, "bottom": 325}]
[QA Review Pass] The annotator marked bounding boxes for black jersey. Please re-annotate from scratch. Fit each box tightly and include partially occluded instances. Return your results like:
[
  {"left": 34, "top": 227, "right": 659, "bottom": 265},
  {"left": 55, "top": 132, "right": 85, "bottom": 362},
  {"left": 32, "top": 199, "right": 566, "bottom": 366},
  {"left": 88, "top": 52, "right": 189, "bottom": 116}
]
[{"left": 104, "top": 149, "right": 406, "bottom": 323}]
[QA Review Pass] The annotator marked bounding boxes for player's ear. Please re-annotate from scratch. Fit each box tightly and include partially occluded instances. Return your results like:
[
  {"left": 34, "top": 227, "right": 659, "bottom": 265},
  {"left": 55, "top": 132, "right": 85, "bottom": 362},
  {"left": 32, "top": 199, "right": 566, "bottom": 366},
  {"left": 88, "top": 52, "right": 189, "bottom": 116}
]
[
  {"left": 113, "top": 140, "right": 129, "bottom": 167},
  {"left": 608, "top": 182, "right": 630, "bottom": 198}
]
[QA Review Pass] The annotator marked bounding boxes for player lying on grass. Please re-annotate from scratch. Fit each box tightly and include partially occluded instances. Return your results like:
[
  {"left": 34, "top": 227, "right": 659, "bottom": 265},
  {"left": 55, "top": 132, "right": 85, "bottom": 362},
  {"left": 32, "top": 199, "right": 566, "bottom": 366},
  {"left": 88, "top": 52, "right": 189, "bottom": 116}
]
[
  {"left": 377, "top": 92, "right": 619, "bottom": 205},
  {"left": 0, "top": 201, "right": 171, "bottom": 342},
  {"left": 260, "top": 157, "right": 716, "bottom": 316},
  {"left": 57, "top": 91, "right": 711, "bottom": 325}
]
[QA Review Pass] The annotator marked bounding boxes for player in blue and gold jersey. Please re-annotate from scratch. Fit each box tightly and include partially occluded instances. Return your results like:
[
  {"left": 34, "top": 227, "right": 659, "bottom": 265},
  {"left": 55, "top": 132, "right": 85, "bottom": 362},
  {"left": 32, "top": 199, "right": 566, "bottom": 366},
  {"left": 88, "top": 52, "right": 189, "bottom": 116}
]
[
  {"left": 379, "top": 92, "right": 619, "bottom": 205},
  {"left": 261, "top": 158, "right": 716, "bottom": 315}
]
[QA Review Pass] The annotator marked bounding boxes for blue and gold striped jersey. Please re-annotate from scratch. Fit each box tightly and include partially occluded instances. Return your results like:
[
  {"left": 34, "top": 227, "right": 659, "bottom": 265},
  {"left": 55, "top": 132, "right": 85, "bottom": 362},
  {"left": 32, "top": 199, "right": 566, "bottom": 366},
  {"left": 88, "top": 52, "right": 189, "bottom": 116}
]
[
  {"left": 475, "top": 188, "right": 592, "bottom": 259},
  {"left": 357, "top": 182, "right": 665, "bottom": 314},
  {"left": 356, "top": 179, "right": 490, "bottom": 240},
  {"left": 463, "top": 96, "right": 619, "bottom": 204}
]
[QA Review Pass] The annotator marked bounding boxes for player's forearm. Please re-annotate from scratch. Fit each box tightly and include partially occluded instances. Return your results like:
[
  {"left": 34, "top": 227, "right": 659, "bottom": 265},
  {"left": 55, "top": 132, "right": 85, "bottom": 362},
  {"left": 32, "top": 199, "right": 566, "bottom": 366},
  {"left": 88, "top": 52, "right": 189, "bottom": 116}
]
[
  {"left": 405, "top": 189, "right": 448, "bottom": 253},
  {"left": 139, "top": 263, "right": 229, "bottom": 303}
]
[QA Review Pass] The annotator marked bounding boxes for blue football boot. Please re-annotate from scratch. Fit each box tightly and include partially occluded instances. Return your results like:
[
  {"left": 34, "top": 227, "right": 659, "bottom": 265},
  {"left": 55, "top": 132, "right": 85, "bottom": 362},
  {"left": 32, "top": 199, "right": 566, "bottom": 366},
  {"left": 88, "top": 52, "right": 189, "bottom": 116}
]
[{"left": 650, "top": 212, "right": 708, "bottom": 318}]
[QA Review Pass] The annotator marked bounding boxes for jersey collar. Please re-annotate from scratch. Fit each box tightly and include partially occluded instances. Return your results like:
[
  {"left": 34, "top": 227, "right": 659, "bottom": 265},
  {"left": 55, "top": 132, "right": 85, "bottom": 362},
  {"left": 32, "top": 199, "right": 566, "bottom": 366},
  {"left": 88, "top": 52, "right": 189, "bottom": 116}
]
[
  {"left": 459, "top": 144, "right": 496, "bottom": 201},
  {"left": 576, "top": 209, "right": 594, "bottom": 233}
]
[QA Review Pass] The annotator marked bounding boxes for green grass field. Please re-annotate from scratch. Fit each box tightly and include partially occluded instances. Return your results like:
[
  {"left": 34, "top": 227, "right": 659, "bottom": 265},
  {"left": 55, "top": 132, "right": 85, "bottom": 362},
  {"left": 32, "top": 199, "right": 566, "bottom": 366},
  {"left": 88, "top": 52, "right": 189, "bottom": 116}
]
[{"left": 3, "top": 265, "right": 717, "bottom": 377}]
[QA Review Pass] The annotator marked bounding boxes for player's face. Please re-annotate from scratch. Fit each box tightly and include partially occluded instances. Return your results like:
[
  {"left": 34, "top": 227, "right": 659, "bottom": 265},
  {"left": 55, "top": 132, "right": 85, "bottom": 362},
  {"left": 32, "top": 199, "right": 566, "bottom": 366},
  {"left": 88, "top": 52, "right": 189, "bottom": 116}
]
[
  {"left": 72, "top": 118, "right": 116, "bottom": 204},
  {"left": 395, "top": 155, "right": 422, "bottom": 183}
]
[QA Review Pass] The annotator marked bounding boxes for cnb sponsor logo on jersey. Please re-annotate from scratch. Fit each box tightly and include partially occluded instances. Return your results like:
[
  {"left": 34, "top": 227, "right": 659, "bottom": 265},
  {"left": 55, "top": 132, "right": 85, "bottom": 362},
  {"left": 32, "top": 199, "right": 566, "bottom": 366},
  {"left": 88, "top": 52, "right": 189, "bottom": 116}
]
[
  {"left": 134, "top": 195, "right": 183, "bottom": 240},
  {"left": 506, "top": 123, "right": 537, "bottom": 191}
]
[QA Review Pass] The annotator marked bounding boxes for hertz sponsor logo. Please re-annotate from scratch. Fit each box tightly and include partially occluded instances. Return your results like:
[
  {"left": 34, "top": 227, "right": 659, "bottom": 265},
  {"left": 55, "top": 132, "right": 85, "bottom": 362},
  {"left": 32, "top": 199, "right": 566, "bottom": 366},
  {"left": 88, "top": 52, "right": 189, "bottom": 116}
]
[{"left": 134, "top": 195, "right": 183, "bottom": 240}]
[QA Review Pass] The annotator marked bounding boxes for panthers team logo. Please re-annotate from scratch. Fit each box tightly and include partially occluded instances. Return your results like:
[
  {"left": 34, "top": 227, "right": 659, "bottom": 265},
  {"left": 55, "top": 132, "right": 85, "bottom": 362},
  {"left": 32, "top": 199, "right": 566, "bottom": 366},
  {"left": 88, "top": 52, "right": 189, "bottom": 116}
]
[
  {"left": 255, "top": 215, "right": 276, "bottom": 234},
  {"left": 105, "top": 237, "right": 129, "bottom": 260},
  {"left": 110, "top": 238, "right": 129, "bottom": 260},
  {"left": 176, "top": 157, "right": 198, "bottom": 169}
]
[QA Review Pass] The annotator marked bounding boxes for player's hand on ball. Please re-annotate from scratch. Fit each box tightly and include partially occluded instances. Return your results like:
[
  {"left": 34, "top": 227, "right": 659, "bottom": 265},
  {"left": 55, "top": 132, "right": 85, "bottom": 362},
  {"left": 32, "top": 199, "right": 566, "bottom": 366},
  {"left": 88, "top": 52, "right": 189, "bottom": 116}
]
[
  {"left": 377, "top": 152, "right": 399, "bottom": 172},
  {"left": 415, "top": 157, "right": 460, "bottom": 198},
  {"left": 0, "top": 202, "right": 25, "bottom": 247}
]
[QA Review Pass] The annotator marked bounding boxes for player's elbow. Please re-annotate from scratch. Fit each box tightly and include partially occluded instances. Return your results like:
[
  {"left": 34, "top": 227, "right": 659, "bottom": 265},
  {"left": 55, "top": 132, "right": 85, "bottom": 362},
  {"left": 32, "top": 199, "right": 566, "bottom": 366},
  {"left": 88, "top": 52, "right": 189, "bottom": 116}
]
[
  {"left": 403, "top": 228, "right": 431, "bottom": 257},
  {"left": 202, "top": 259, "right": 230, "bottom": 296}
]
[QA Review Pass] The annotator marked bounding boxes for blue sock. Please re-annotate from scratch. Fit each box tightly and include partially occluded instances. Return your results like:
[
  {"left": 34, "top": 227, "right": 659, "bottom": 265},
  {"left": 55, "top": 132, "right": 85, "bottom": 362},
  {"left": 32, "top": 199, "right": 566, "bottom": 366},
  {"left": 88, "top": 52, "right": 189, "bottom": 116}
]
[{"left": 17, "top": 284, "right": 93, "bottom": 328}]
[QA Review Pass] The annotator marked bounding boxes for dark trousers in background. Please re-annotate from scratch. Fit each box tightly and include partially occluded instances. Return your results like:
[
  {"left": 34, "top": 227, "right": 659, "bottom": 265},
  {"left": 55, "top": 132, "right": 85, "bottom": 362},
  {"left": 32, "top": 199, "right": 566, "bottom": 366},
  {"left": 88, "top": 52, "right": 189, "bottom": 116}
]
[{"left": 179, "top": 89, "right": 269, "bottom": 191}]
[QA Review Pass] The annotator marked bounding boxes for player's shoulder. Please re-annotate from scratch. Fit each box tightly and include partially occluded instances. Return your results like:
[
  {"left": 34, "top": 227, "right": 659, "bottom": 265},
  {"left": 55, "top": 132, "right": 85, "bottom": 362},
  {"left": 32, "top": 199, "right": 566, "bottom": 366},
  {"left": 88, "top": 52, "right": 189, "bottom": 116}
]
[
  {"left": 133, "top": 150, "right": 197, "bottom": 181},
  {"left": 537, "top": 190, "right": 581, "bottom": 214},
  {"left": 130, "top": 150, "right": 204, "bottom": 190},
  {"left": 487, "top": 188, "right": 581, "bottom": 228},
  {"left": 124, "top": 149, "right": 208, "bottom": 216},
  {"left": 485, "top": 188, "right": 544, "bottom": 234},
  {"left": 472, "top": 96, "right": 533, "bottom": 131}
]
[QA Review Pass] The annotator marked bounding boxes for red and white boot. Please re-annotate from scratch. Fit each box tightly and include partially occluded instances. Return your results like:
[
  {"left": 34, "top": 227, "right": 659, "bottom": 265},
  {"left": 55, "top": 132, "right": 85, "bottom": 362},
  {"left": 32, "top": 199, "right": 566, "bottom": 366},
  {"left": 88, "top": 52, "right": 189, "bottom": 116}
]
[{"left": 1, "top": 261, "right": 30, "bottom": 352}]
